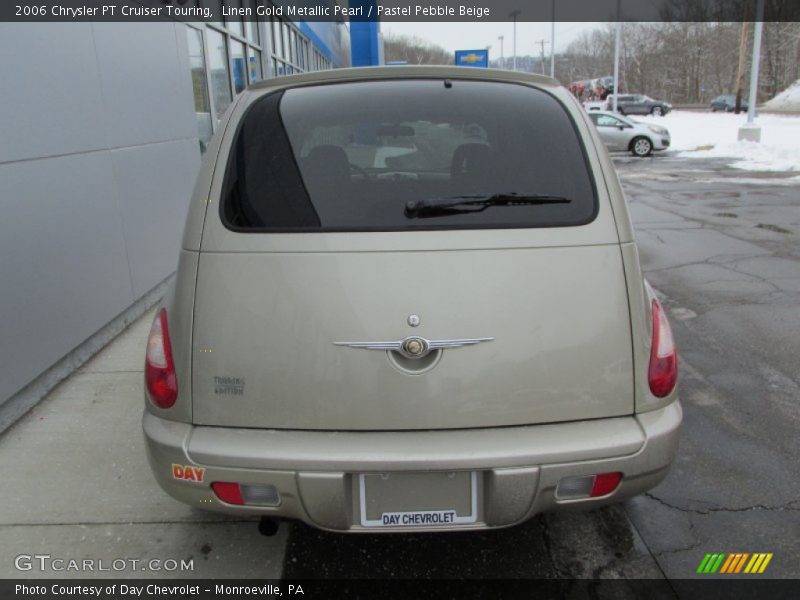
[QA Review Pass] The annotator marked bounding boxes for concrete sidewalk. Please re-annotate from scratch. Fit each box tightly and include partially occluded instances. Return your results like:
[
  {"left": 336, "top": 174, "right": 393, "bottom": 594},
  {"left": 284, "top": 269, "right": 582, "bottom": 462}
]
[{"left": 0, "top": 308, "right": 286, "bottom": 579}]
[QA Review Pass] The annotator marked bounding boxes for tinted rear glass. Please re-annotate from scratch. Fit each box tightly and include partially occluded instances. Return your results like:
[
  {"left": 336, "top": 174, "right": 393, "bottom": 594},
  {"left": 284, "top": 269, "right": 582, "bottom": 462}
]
[{"left": 222, "top": 79, "right": 597, "bottom": 231}]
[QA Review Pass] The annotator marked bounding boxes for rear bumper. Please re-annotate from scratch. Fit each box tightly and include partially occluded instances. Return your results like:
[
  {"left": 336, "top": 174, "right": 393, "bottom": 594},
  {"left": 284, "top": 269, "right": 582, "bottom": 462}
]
[{"left": 143, "top": 400, "right": 682, "bottom": 532}]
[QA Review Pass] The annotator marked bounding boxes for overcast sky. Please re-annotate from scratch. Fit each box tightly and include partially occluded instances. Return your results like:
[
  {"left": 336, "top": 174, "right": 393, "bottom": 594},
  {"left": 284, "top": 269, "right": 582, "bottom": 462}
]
[{"left": 382, "top": 22, "right": 603, "bottom": 57}]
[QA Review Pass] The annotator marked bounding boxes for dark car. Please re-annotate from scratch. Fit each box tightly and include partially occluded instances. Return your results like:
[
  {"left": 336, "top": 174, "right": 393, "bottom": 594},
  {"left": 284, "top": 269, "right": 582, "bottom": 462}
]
[
  {"left": 606, "top": 94, "right": 672, "bottom": 116},
  {"left": 710, "top": 95, "right": 748, "bottom": 112}
]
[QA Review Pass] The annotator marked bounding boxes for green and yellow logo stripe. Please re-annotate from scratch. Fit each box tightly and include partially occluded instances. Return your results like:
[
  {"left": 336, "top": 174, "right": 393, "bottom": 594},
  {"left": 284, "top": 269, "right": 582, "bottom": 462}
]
[{"left": 697, "top": 552, "right": 773, "bottom": 574}]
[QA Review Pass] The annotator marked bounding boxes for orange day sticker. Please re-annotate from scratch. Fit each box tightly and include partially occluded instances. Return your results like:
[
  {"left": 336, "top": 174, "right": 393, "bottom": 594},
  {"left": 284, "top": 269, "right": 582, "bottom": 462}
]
[{"left": 172, "top": 463, "right": 205, "bottom": 482}]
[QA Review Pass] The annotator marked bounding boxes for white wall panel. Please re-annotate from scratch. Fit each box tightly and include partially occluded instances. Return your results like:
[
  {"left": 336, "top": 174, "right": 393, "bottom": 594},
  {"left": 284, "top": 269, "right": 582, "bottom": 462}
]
[
  {"left": 0, "top": 152, "right": 134, "bottom": 402},
  {"left": 0, "top": 22, "right": 201, "bottom": 406},
  {"left": 111, "top": 138, "right": 200, "bottom": 297},
  {"left": 0, "top": 23, "right": 106, "bottom": 163},
  {"left": 92, "top": 22, "right": 196, "bottom": 149}
]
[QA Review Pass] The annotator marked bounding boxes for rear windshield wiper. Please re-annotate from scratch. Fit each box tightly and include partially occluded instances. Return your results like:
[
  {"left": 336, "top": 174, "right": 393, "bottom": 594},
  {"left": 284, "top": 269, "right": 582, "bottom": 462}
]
[{"left": 404, "top": 193, "right": 572, "bottom": 218}]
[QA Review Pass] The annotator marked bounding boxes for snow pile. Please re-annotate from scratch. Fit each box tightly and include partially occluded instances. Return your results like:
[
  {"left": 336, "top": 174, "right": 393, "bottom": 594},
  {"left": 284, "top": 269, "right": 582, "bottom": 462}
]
[
  {"left": 633, "top": 110, "right": 800, "bottom": 171},
  {"left": 763, "top": 79, "right": 800, "bottom": 113},
  {"left": 681, "top": 141, "right": 800, "bottom": 171}
]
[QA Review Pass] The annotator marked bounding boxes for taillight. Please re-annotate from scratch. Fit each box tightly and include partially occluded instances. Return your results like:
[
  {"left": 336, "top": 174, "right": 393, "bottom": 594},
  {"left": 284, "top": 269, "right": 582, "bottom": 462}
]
[
  {"left": 145, "top": 308, "right": 178, "bottom": 408},
  {"left": 211, "top": 482, "right": 244, "bottom": 505},
  {"left": 211, "top": 482, "right": 281, "bottom": 506},
  {"left": 591, "top": 472, "right": 623, "bottom": 497},
  {"left": 648, "top": 298, "right": 678, "bottom": 397},
  {"left": 556, "top": 472, "right": 623, "bottom": 499}
]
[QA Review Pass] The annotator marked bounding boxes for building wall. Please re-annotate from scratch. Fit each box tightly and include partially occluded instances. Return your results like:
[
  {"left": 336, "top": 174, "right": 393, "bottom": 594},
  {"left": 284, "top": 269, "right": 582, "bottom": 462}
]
[
  {"left": 350, "top": 21, "right": 383, "bottom": 66},
  {"left": 0, "top": 22, "right": 200, "bottom": 408},
  {"left": 0, "top": 17, "right": 356, "bottom": 415}
]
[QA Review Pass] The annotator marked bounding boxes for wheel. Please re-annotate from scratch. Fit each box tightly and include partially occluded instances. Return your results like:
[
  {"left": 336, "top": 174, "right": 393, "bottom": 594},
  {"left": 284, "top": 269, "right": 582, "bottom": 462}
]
[
  {"left": 711, "top": 107, "right": 717, "bottom": 112},
  {"left": 651, "top": 106, "right": 663, "bottom": 116},
  {"left": 631, "top": 136, "right": 653, "bottom": 157}
]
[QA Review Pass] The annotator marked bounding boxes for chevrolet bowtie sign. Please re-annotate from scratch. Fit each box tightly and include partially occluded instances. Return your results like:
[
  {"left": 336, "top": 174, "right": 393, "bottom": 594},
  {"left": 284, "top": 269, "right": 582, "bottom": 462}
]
[{"left": 455, "top": 49, "right": 489, "bottom": 68}]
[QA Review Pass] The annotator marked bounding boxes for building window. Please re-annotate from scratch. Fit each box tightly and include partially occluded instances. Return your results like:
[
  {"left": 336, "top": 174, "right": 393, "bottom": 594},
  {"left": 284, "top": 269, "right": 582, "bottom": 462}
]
[
  {"left": 248, "top": 47, "right": 262, "bottom": 84},
  {"left": 207, "top": 27, "right": 233, "bottom": 121},
  {"left": 186, "top": 26, "right": 213, "bottom": 151},
  {"left": 246, "top": 1, "right": 260, "bottom": 44},
  {"left": 191, "top": 0, "right": 266, "bottom": 132},
  {"left": 230, "top": 39, "right": 247, "bottom": 94},
  {"left": 269, "top": 15, "right": 331, "bottom": 76},
  {"left": 186, "top": 1, "right": 337, "bottom": 151},
  {"left": 227, "top": 0, "right": 244, "bottom": 38}
]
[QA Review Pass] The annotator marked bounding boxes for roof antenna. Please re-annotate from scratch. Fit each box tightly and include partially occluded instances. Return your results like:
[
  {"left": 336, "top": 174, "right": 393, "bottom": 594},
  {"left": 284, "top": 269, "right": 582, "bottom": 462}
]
[{"left": 443, "top": 79, "right": 453, "bottom": 89}]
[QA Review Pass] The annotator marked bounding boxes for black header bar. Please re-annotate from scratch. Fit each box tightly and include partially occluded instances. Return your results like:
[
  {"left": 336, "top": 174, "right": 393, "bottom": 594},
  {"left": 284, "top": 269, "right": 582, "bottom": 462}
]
[{"left": 3, "top": 0, "right": 800, "bottom": 23}]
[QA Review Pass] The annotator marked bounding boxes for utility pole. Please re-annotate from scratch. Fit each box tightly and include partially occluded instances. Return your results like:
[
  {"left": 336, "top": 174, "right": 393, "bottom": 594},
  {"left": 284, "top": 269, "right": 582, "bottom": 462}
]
[
  {"left": 734, "top": 21, "right": 750, "bottom": 114},
  {"left": 612, "top": 0, "right": 622, "bottom": 112},
  {"left": 747, "top": 2, "right": 764, "bottom": 124},
  {"left": 613, "top": 25, "right": 621, "bottom": 111},
  {"left": 510, "top": 10, "right": 520, "bottom": 71},
  {"left": 550, "top": 0, "right": 556, "bottom": 78},
  {"left": 498, "top": 35, "right": 505, "bottom": 70},
  {"left": 535, "top": 39, "right": 549, "bottom": 75},
  {"left": 739, "top": 0, "right": 765, "bottom": 142}
]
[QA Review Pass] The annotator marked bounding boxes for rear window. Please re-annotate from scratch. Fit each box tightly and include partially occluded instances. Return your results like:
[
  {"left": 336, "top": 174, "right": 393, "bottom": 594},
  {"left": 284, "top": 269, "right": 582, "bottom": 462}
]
[{"left": 222, "top": 79, "right": 597, "bottom": 232}]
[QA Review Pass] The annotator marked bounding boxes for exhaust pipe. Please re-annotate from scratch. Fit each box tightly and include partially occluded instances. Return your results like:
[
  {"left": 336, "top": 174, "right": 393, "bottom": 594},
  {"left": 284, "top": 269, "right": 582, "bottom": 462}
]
[{"left": 258, "top": 517, "right": 280, "bottom": 537}]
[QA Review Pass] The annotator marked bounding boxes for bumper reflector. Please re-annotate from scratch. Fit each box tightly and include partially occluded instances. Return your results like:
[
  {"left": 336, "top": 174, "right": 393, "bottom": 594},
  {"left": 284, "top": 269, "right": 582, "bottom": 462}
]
[
  {"left": 241, "top": 484, "right": 281, "bottom": 506},
  {"left": 590, "top": 472, "right": 623, "bottom": 497},
  {"left": 211, "top": 482, "right": 281, "bottom": 506},
  {"left": 211, "top": 482, "right": 244, "bottom": 505},
  {"left": 556, "top": 472, "right": 623, "bottom": 500}
]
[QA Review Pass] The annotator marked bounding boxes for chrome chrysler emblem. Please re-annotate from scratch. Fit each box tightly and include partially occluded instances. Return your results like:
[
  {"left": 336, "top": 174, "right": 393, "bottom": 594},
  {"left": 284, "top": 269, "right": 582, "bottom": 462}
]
[
  {"left": 402, "top": 337, "right": 427, "bottom": 357},
  {"left": 333, "top": 336, "right": 494, "bottom": 360}
]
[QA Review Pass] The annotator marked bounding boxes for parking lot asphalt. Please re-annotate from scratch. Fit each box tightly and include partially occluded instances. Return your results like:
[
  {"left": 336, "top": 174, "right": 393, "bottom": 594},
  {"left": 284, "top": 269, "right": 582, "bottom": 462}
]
[{"left": 0, "top": 153, "right": 797, "bottom": 583}]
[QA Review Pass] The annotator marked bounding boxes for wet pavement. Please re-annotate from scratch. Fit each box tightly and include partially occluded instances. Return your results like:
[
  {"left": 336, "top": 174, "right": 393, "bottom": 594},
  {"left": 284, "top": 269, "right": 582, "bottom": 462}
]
[
  {"left": 280, "top": 154, "right": 800, "bottom": 581},
  {"left": 615, "top": 155, "right": 800, "bottom": 580}
]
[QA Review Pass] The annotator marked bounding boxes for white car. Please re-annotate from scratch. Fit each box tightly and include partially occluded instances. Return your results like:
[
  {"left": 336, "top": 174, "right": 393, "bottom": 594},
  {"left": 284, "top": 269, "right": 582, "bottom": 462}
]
[
  {"left": 588, "top": 111, "right": 671, "bottom": 157},
  {"left": 583, "top": 100, "right": 606, "bottom": 111}
]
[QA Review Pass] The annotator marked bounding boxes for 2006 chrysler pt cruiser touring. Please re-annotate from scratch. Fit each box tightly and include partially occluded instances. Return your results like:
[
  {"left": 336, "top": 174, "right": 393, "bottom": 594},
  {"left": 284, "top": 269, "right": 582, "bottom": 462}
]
[{"left": 143, "top": 66, "right": 681, "bottom": 532}]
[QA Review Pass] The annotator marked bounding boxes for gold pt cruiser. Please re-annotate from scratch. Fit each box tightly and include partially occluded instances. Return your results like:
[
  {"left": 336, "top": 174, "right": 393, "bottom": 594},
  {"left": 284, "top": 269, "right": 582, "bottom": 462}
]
[{"left": 143, "top": 66, "right": 681, "bottom": 532}]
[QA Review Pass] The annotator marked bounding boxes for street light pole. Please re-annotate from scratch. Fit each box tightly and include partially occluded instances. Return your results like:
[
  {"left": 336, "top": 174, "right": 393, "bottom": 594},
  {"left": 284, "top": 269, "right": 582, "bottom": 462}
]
[
  {"left": 612, "top": 0, "right": 621, "bottom": 112},
  {"left": 498, "top": 35, "right": 504, "bottom": 70},
  {"left": 535, "top": 39, "right": 548, "bottom": 75},
  {"left": 550, "top": 0, "right": 555, "bottom": 78},
  {"left": 747, "top": 0, "right": 764, "bottom": 125},
  {"left": 739, "top": 0, "right": 765, "bottom": 141},
  {"left": 510, "top": 10, "right": 521, "bottom": 71}
]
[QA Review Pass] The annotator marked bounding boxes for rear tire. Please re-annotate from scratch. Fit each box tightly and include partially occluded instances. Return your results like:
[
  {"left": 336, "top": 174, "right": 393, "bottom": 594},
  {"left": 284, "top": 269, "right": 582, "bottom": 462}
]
[
  {"left": 651, "top": 106, "right": 663, "bottom": 116},
  {"left": 631, "top": 136, "right": 653, "bottom": 157}
]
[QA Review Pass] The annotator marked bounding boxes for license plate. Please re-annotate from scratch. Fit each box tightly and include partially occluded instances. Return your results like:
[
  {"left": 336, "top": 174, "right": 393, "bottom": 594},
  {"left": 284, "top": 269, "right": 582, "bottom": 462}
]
[{"left": 358, "top": 471, "right": 478, "bottom": 528}]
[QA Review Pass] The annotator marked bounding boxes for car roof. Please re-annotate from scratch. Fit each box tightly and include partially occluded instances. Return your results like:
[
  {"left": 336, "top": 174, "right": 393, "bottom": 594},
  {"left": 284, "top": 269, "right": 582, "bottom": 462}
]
[
  {"left": 591, "top": 110, "right": 629, "bottom": 117},
  {"left": 248, "top": 65, "right": 560, "bottom": 91},
  {"left": 590, "top": 111, "right": 639, "bottom": 124}
]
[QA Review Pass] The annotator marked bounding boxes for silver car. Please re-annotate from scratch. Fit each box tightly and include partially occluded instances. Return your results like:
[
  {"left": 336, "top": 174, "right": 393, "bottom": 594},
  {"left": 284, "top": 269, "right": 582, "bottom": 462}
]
[
  {"left": 143, "top": 67, "right": 681, "bottom": 533},
  {"left": 589, "top": 111, "right": 671, "bottom": 157}
]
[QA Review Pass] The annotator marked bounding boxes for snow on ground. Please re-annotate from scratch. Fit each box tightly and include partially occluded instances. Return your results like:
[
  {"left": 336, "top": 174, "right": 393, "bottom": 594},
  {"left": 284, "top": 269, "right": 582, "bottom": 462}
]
[
  {"left": 763, "top": 79, "right": 800, "bottom": 113},
  {"left": 633, "top": 110, "right": 800, "bottom": 171}
]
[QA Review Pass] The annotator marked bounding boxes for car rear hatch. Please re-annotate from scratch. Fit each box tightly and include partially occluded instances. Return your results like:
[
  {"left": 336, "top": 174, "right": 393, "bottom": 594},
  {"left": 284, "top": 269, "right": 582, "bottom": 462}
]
[{"left": 191, "top": 76, "right": 634, "bottom": 431}]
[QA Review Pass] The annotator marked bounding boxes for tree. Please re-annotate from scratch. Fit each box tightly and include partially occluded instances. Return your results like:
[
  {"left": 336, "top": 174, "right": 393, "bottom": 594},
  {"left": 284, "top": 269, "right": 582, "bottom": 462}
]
[{"left": 383, "top": 33, "right": 453, "bottom": 66}]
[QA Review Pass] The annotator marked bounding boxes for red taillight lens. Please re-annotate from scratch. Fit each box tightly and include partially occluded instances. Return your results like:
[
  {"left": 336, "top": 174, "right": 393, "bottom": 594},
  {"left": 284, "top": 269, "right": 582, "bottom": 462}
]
[
  {"left": 648, "top": 298, "right": 678, "bottom": 398},
  {"left": 145, "top": 308, "right": 178, "bottom": 408},
  {"left": 212, "top": 482, "right": 245, "bottom": 505},
  {"left": 590, "top": 472, "right": 623, "bottom": 497}
]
